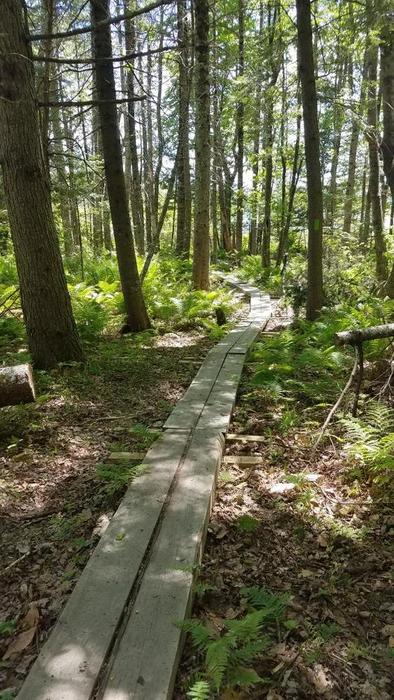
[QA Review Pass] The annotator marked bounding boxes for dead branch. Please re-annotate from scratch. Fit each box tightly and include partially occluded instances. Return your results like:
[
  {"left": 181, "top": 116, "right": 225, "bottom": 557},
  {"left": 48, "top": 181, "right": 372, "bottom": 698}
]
[
  {"left": 28, "top": 0, "right": 175, "bottom": 42},
  {"left": 335, "top": 323, "right": 394, "bottom": 346}
]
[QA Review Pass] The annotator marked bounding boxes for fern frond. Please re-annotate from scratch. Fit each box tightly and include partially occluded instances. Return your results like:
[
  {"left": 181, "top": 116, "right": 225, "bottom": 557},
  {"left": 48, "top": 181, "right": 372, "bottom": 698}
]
[
  {"left": 241, "top": 587, "right": 290, "bottom": 621},
  {"left": 206, "top": 638, "right": 230, "bottom": 690},
  {"left": 231, "top": 638, "right": 269, "bottom": 664},
  {"left": 186, "top": 680, "right": 211, "bottom": 700},
  {"left": 226, "top": 665, "right": 263, "bottom": 689},
  {"left": 181, "top": 620, "right": 214, "bottom": 650}
]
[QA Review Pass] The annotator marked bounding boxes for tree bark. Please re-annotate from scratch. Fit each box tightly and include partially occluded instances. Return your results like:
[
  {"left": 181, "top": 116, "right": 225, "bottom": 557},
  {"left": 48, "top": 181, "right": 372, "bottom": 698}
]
[
  {"left": 343, "top": 52, "right": 368, "bottom": 234},
  {"left": 365, "top": 21, "right": 388, "bottom": 283},
  {"left": 381, "top": 21, "right": 394, "bottom": 297},
  {"left": 0, "top": 0, "right": 83, "bottom": 369},
  {"left": 91, "top": 0, "right": 150, "bottom": 330},
  {"left": 175, "top": 0, "right": 192, "bottom": 257},
  {"left": 296, "top": 0, "right": 324, "bottom": 320},
  {"left": 235, "top": 0, "right": 245, "bottom": 253},
  {"left": 192, "top": 0, "right": 210, "bottom": 289}
]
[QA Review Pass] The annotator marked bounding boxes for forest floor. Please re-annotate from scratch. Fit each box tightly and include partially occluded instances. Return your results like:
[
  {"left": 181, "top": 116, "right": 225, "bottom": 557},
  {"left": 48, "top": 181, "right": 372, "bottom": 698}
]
[
  {"left": 0, "top": 323, "right": 222, "bottom": 693},
  {"left": 175, "top": 311, "right": 394, "bottom": 700}
]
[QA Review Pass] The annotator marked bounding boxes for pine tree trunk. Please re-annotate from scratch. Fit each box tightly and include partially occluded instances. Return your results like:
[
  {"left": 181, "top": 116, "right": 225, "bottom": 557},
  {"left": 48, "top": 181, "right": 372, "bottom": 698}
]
[
  {"left": 91, "top": 0, "right": 150, "bottom": 330},
  {"left": 343, "top": 52, "right": 368, "bottom": 234},
  {"left": 0, "top": 0, "right": 83, "bottom": 369},
  {"left": 365, "top": 30, "right": 388, "bottom": 282},
  {"left": 249, "top": 1, "right": 264, "bottom": 255},
  {"left": 124, "top": 2, "right": 145, "bottom": 256},
  {"left": 176, "top": 0, "right": 192, "bottom": 257},
  {"left": 235, "top": 0, "right": 245, "bottom": 253},
  {"left": 276, "top": 111, "right": 302, "bottom": 265},
  {"left": 381, "top": 20, "right": 394, "bottom": 296},
  {"left": 296, "top": 0, "right": 324, "bottom": 320},
  {"left": 192, "top": 0, "right": 210, "bottom": 289},
  {"left": 50, "top": 76, "right": 74, "bottom": 257}
]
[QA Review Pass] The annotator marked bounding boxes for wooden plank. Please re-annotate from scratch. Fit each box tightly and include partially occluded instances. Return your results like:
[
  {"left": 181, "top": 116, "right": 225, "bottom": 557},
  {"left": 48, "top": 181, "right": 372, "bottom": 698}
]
[
  {"left": 100, "top": 430, "right": 224, "bottom": 700},
  {"left": 226, "top": 434, "right": 266, "bottom": 442},
  {"left": 17, "top": 429, "right": 192, "bottom": 700},
  {"left": 195, "top": 353, "right": 246, "bottom": 433},
  {"left": 223, "top": 455, "right": 263, "bottom": 465},
  {"left": 164, "top": 323, "right": 253, "bottom": 431}
]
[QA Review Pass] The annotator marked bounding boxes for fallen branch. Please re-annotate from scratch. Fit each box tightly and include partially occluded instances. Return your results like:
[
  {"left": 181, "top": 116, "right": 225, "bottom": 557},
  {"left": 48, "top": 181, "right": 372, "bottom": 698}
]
[
  {"left": 314, "top": 345, "right": 360, "bottom": 449},
  {"left": 334, "top": 323, "right": 394, "bottom": 346}
]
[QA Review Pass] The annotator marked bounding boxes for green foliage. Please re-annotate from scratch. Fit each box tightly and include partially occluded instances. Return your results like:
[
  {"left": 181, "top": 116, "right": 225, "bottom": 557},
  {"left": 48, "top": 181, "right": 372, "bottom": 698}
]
[
  {"left": 0, "top": 619, "right": 17, "bottom": 637},
  {"left": 186, "top": 680, "right": 211, "bottom": 700},
  {"left": 183, "top": 587, "right": 291, "bottom": 696},
  {"left": 340, "top": 401, "right": 394, "bottom": 483},
  {"left": 236, "top": 514, "right": 260, "bottom": 532},
  {"left": 95, "top": 460, "right": 147, "bottom": 496}
]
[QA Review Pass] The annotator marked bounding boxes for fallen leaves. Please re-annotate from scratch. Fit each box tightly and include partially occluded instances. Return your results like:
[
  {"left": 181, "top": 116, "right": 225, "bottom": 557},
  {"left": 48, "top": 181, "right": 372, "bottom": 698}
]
[{"left": 3, "top": 605, "right": 39, "bottom": 660}]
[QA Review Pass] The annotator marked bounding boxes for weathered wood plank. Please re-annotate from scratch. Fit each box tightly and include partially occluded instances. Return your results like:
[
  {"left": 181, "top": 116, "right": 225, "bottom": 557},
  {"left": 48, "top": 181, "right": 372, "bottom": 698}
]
[
  {"left": 226, "top": 434, "right": 266, "bottom": 442},
  {"left": 100, "top": 430, "right": 224, "bottom": 700},
  {"left": 17, "top": 429, "right": 192, "bottom": 700},
  {"left": 195, "top": 353, "right": 246, "bottom": 432},
  {"left": 222, "top": 455, "right": 263, "bottom": 465}
]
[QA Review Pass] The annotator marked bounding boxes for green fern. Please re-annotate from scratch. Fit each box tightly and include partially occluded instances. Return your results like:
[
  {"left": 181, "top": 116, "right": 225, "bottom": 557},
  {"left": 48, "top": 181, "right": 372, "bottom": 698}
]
[
  {"left": 183, "top": 586, "right": 289, "bottom": 696},
  {"left": 186, "top": 680, "right": 211, "bottom": 700},
  {"left": 340, "top": 401, "right": 394, "bottom": 480},
  {"left": 181, "top": 620, "right": 215, "bottom": 651},
  {"left": 206, "top": 639, "right": 230, "bottom": 690}
]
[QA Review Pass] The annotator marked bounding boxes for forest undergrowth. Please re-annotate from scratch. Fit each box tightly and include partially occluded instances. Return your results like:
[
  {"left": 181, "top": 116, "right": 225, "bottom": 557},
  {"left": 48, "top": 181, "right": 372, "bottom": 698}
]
[{"left": 175, "top": 290, "right": 394, "bottom": 700}]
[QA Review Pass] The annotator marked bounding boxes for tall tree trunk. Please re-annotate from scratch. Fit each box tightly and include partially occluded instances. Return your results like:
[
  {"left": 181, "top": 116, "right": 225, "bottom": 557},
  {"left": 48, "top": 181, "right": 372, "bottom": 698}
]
[
  {"left": 343, "top": 52, "right": 368, "bottom": 234},
  {"left": 249, "top": 0, "right": 264, "bottom": 255},
  {"left": 192, "top": 0, "right": 210, "bottom": 289},
  {"left": 38, "top": 0, "right": 54, "bottom": 168},
  {"left": 381, "top": 20, "right": 394, "bottom": 296},
  {"left": 327, "top": 58, "right": 346, "bottom": 230},
  {"left": 91, "top": 0, "right": 150, "bottom": 330},
  {"left": 124, "top": 2, "right": 145, "bottom": 255},
  {"left": 276, "top": 110, "right": 302, "bottom": 266},
  {"left": 176, "top": 0, "right": 192, "bottom": 257},
  {"left": 235, "top": 0, "right": 245, "bottom": 253},
  {"left": 0, "top": 0, "right": 83, "bottom": 368},
  {"left": 296, "top": 0, "right": 323, "bottom": 320},
  {"left": 50, "top": 75, "right": 74, "bottom": 256},
  {"left": 365, "top": 15, "right": 388, "bottom": 283},
  {"left": 262, "top": 3, "right": 281, "bottom": 269}
]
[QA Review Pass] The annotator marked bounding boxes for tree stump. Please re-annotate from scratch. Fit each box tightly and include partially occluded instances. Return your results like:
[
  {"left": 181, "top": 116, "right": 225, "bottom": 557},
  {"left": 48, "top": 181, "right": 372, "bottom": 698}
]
[{"left": 0, "top": 364, "right": 36, "bottom": 408}]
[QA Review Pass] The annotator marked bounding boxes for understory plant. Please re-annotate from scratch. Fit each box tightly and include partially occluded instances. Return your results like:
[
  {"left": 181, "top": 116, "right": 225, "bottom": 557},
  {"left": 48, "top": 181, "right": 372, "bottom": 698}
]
[
  {"left": 182, "top": 587, "right": 291, "bottom": 698},
  {"left": 340, "top": 401, "right": 394, "bottom": 484}
]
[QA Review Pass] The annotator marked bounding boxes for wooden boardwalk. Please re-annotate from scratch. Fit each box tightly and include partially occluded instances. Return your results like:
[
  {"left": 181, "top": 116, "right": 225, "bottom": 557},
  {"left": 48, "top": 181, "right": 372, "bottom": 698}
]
[{"left": 18, "top": 278, "right": 271, "bottom": 700}]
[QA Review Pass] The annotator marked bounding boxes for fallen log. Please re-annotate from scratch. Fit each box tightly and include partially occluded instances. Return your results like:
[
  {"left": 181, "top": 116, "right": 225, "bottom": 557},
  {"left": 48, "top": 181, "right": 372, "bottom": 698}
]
[
  {"left": 334, "top": 323, "right": 394, "bottom": 346},
  {"left": 0, "top": 364, "right": 36, "bottom": 408}
]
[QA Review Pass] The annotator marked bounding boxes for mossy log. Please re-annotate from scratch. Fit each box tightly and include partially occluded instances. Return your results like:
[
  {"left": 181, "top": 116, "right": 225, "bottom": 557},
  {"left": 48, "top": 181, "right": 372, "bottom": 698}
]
[{"left": 0, "top": 364, "right": 36, "bottom": 408}]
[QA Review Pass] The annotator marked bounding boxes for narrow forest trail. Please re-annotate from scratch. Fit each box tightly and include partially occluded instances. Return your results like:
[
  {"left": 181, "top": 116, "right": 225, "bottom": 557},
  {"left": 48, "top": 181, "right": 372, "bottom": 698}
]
[{"left": 17, "top": 279, "right": 271, "bottom": 700}]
